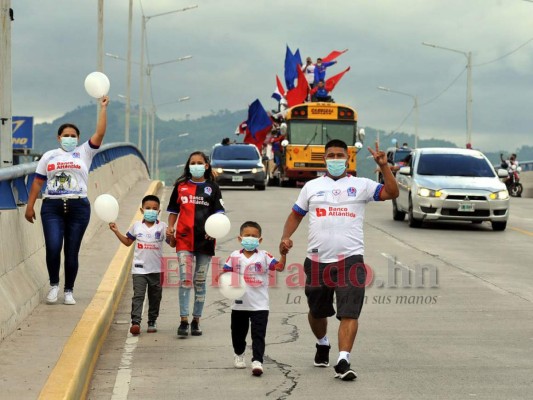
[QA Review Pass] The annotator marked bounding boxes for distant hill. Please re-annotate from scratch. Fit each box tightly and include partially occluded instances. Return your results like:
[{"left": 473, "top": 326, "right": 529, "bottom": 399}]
[{"left": 31, "top": 103, "right": 533, "bottom": 184}]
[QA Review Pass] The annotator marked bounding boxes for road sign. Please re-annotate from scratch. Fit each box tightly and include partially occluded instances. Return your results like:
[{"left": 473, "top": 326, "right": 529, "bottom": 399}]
[{"left": 12, "top": 116, "right": 34, "bottom": 150}]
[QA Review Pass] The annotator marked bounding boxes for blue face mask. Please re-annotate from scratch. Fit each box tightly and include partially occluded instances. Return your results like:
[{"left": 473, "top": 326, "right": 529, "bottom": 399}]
[
  {"left": 190, "top": 164, "right": 206, "bottom": 179},
  {"left": 241, "top": 237, "right": 260, "bottom": 251},
  {"left": 326, "top": 159, "right": 347, "bottom": 177},
  {"left": 61, "top": 137, "right": 78, "bottom": 152},
  {"left": 143, "top": 209, "right": 158, "bottom": 222}
]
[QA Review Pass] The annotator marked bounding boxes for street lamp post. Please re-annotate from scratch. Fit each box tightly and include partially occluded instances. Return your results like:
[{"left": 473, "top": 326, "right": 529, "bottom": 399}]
[
  {"left": 378, "top": 86, "right": 419, "bottom": 148},
  {"left": 422, "top": 42, "right": 472, "bottom": 147},
  {"left": 144, "top": 58, "right": 191, "bottom": 168},
  {"left": 150, "top": 96, "right": 190, "bottom": 173},
  {"left": 139, "top": 5, "right": 198, "bottom": 158},
  {"left": 156, "top": 132, "right": 189, "bottom": 181}
]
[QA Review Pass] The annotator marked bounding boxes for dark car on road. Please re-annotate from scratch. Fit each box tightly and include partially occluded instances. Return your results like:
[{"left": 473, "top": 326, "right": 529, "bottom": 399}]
[{"left": 210, "top": 143, "right": 268, "bottom": 190}]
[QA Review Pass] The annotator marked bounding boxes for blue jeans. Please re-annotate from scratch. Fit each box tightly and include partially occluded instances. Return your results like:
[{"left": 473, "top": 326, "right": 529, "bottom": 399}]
[
  {"left": 40, "top": 198, "right": 91, "bottom": 291},
  {"left": 177, "top": 251, "right": 211, "bottom": 318}
]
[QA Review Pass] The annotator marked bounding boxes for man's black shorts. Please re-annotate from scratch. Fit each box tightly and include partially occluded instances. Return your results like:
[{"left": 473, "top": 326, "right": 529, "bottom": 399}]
[{"left": 303, "top": 255, "right": 366, "bottom": 320}]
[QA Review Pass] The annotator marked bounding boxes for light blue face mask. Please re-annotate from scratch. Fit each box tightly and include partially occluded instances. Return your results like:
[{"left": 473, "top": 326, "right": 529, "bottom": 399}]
[
  {"left": 61, "top": 137, "right": 78, "bottom": 152},
  {"left": 190, "top": 164, "right": 206, "bottom": 178},
  {"left": 326, "top": 159, "right": 347, "bottom": 177},
  {"left": 241, "top": 237, "right": 260, "bottom": 251},
  {"left": 143, "top": 209, "right": 158, "bottom": 222}
]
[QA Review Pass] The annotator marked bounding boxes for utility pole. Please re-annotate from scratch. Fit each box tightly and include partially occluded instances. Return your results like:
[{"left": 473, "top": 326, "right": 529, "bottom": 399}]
[{"left": 0, "top": 0, "right": 13, "bottom": 168}]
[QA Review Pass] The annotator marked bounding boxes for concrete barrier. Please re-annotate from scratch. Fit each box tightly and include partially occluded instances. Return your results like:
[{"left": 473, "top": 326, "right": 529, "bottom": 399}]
[
  {"left": 0, "top": 155, "right": 149, "bottom": 342},
  {"left": 520, "top": 171, "right": 533, "bottom": 198}
]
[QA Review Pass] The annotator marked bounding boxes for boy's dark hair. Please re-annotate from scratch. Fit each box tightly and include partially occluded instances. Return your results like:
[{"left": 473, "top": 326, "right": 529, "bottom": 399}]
[
  {"left": 240, "top": 221, "right": 262, "bottom": 236},
  {"left": 325, "top": 139, "right": 348, "bottom": 151},
  {"left": 142, "top": 194, "right": 160, "bottom": 206}
]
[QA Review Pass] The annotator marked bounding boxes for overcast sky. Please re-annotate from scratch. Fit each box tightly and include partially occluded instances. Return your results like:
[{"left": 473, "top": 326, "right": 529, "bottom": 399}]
[{"left": 9, "top": 0, "right": 533, "bottom": 152}]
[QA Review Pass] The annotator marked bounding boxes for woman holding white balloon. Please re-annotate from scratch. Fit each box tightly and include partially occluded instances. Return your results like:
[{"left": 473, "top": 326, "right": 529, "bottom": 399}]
[
  {"left": 166, "top": 151, "right": 225, "bottom": 337},
  {"left": 25, "top": 95, "right": 109, "bottom": 305}
]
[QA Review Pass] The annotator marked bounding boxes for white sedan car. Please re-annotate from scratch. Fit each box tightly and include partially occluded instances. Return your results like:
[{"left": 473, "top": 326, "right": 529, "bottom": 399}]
[{"left": 392, "top": 148, "right": 510, "bottom": 231}]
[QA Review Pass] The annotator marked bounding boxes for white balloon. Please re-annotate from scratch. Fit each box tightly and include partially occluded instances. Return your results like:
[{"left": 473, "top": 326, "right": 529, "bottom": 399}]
[
  {"left": 204, "top": 213, "right": 231, "bottom": 239},
  {"left": 219, "top": 272, "right": 246, "bottom": 300},
  {"left": 94, "top": 194, "right": 119, "bottom": 223},
  {"left": 84, "top": 72, "right": 110, "bottom": 98},
  {"left": 281, "top": 139, "right": 289, "bottom": 147}
]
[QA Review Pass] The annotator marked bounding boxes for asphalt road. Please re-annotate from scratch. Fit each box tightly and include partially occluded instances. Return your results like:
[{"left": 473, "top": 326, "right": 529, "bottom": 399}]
[{"left": 88, "top": 186, "right": 533, "bottom": 400}]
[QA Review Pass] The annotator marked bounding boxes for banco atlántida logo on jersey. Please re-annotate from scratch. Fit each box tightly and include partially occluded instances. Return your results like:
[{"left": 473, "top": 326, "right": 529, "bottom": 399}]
[{"left": 315, "top": 207, "right": 356, "bottom": 218}]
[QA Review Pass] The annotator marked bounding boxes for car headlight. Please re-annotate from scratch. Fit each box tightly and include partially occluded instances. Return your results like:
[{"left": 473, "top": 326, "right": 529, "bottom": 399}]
[
  {"left": 489, "top": 190, "right": 509, "bottom": 200},
  {"left": 418, "top": 187, "right": 442, "bottom": 198},
  {"left": 216, "top": 168, "right": 223, "bottom": 174},
  {"left": 251, "top": 168, "right": 258, "bottom": 174}
]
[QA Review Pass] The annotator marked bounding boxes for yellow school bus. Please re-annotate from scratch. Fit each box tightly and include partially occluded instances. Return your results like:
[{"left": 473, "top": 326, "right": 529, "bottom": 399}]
[{"left": 277, "top": 101, "right": 364, "bottom": 186}]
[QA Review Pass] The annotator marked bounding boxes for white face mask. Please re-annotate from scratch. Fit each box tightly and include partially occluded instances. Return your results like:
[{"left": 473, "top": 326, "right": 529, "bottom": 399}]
[
  {"left": 189, "top": 164, "right": 206, "bottom": 178},
  {"left": 60, "top": 137, "right": 78, "bottom": 152}
]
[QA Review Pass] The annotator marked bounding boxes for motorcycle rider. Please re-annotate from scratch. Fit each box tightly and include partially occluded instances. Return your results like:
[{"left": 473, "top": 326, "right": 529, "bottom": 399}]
[{"left": 500, "top": 153, "right": 522, "bottom": 196}]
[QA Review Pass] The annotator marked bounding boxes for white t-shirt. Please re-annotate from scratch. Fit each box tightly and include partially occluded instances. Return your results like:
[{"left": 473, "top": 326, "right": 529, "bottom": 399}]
[
  {"left": 223, "top": 249, "right": 278, "bottom": 311},
  {"left": 35, "top": 141, "right": 99, "bottom": 198},
  {"left": 127, "top": 220, "right": 168, "bottom": 274},
  {"left": 293, "top": 175, "right": 383, "bottom": 263},
  {"left": 303, "top": 64, "right": 316, "bottom": 84}
]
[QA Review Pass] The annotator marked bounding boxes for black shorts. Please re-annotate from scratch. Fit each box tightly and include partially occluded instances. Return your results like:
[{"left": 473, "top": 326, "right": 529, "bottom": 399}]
[{"left": 304, "top": 255, "right": 366, "bottom": 320}]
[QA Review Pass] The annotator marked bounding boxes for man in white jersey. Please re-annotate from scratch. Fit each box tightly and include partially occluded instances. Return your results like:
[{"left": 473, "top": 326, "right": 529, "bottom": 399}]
[{"left": 279, "top": 139, "right": 399, "bottom": 381}]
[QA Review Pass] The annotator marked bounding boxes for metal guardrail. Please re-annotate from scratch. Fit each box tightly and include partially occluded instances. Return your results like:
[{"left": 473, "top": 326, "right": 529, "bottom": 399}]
[
  {"left": 518, "top": 160, "right": 533, "bottom": 172},
  {"left": 0, "top": 143, "right": 148, "bottom": 210}
]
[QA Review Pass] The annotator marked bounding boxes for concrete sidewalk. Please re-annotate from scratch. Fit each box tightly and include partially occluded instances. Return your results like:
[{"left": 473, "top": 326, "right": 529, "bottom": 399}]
[{"left": 0, "top": 178, "right": 156, "bottom": 400}]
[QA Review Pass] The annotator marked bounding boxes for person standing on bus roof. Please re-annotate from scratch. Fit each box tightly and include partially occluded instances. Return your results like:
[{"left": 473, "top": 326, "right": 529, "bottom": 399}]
[
  {"left": 313, "top": 58, "right": 337, "bottom": 85},
  {"left": 303, "top": 57, "right": 316, "bottom": 88}
]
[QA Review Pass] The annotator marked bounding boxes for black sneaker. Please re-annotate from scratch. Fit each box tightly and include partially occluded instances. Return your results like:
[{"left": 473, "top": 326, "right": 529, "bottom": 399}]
[
  {"left": 147, "top": 321, "right": 157, "bottom": 333},
  {"left": 314, "top": 344, "right": 331, "bottom": 367},
  {"left": 334, "top": 359, "right": 357, "bottom": 381},
  {"left": 190, "top": 320, "right": 202, "bottom": 336},
  {"left": 177, "top": 321, "right": 189, "bottom": 337}
]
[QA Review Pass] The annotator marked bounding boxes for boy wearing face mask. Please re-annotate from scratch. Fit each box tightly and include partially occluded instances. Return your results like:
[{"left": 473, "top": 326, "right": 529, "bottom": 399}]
[
  {"left": 109, "top": 195, "right": 176, "bottom": 335},
  {"left": 222, "top": 221, "right": 286, "bottom": 376}
]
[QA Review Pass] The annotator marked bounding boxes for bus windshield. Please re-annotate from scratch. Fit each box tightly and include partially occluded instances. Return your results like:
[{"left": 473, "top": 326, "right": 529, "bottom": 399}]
[{"left": 289, "top": 120, "right": 355, "bottom": 145}]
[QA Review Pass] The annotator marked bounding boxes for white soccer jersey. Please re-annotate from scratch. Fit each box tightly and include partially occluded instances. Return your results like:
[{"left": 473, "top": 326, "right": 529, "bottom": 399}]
[
  {"left": 223, "top": 249, "right": 278, "bottom": 311},
  {"left": 293, "top": 175, "right": 383, "bottom": 263},
  {"left": 127, "top": 220, "right": 168, "bottom": 274},
  {"left": 35, "top": 141, "right": 99, "bottom": 198}
]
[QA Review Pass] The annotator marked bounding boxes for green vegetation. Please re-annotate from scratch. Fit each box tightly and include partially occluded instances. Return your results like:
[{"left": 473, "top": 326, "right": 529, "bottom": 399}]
[{"left": 32, "top": 103, "right": 531, "bottom": 184}]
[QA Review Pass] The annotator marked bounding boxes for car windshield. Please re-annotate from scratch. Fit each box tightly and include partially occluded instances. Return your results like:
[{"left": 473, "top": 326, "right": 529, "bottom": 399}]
[
  {"left": 212, "top": 146, "right": 259, "bottom": 161},
  {"left": 417, "top": 153, "right": 495, "bottom": 177},
  {"left": 289, "top": 121, "right": 355, "bottom": 145}
]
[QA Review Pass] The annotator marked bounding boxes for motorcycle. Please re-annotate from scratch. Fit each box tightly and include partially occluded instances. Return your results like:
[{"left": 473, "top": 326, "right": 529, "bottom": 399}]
[{"left": 501, "top": 162, "right": 523, "bottom": 197}]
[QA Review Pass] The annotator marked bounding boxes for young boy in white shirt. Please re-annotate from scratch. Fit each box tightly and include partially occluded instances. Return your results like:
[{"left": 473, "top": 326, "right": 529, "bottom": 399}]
[
  {"left": 110, "top": 195, "right": 176, "bottom": 335},
  {"left": 222, "top": 221, "right": 285, "bottom": 376}
]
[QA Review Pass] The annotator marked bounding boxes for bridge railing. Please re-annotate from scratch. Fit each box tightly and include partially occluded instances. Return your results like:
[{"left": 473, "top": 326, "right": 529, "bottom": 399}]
[{"left": 0, "top": 143, "right": 148, "bottom": 210}]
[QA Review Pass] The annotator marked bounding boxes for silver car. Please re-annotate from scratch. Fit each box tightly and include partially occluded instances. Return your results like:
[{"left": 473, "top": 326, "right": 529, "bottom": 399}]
[{"left": 392, "top": 148, "right": 510, "bottom": 231}]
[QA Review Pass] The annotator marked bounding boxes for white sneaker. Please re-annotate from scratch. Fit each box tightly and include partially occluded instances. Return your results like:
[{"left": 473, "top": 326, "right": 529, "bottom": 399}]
[
  {"left": 46, "top": 285, "right": 59, "bottom": 304},
  {"left": 251, "top": 360, "right": 263, "bottom": 376},
  {"left": 64, "top": 291, "right": 76, "bottom": 305},
  {"left": 234, "top": 353, "right": 246, "bottom": 369}
]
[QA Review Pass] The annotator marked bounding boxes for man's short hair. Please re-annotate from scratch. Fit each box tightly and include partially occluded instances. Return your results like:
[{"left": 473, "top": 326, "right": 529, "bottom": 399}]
[{"left": 325, "top": 139, "right": 348, "bottom": 151}]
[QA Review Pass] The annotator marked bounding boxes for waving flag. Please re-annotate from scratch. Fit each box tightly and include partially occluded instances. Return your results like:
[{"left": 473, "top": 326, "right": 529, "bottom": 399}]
[
  {"left": 284, "top": 45, "right": 300, "bottom": 90},
  {"left": 286, "top": 64, "right": 309, "bottom": 107},
  {"left": 244, "top": 99, "right": 273, "bottom": 151},
  {"left": 325, "top": 66, "right": 351, "bottom": 92},
  {"left": 322, "top": 49, "right": 348, "bottom": 63},
  {"left": 271, "top": 75, "right": 286, "bottom": 102}
]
